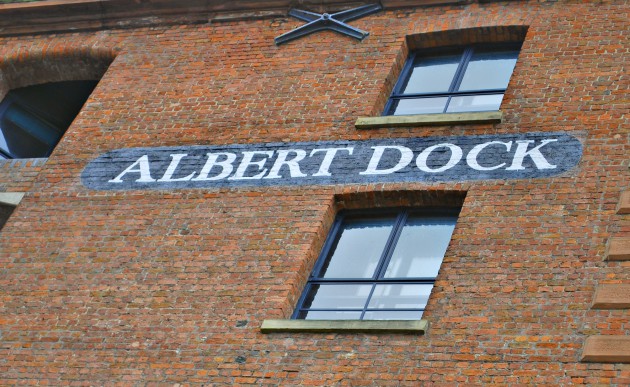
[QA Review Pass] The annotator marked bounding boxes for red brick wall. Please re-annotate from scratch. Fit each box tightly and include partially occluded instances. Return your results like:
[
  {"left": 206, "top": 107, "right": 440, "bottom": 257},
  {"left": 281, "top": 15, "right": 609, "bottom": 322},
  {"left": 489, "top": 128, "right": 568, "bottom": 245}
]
[{"left": 0, "top": 0, "right": 628, "bottom": 384}]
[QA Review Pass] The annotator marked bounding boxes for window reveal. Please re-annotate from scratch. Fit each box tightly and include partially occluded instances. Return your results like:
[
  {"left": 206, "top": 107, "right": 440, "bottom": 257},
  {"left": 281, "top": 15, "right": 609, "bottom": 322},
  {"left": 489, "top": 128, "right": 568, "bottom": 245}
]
[{"left": 293, "top": 207, "right": 459, "bottom": 320}]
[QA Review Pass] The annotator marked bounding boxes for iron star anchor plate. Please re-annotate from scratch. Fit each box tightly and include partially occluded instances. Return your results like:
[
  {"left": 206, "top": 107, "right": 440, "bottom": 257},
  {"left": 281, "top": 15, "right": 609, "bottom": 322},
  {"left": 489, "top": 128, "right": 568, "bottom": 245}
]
[{"left": 274, "top": 4, "right": 382, "bottom": 45}]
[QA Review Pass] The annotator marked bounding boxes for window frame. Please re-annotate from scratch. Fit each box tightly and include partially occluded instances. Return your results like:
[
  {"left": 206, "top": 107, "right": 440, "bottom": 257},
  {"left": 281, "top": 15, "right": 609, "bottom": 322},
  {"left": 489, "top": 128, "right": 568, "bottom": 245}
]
[
  {"left": 292, "top": 206, "right": 460, "bottom": 320},
  {"left": 0, "top": 98, "right": 12, "bottom": 159},
  {"left": 383, "top": 43, "right": 521, "bottom": 116}
]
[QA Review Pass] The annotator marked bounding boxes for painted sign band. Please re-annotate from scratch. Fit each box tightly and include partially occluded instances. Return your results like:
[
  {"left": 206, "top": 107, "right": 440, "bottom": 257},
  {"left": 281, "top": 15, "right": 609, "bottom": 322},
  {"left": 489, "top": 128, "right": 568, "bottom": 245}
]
[{"left": 81, "top": 132, "right": 582, "bottom": 191}]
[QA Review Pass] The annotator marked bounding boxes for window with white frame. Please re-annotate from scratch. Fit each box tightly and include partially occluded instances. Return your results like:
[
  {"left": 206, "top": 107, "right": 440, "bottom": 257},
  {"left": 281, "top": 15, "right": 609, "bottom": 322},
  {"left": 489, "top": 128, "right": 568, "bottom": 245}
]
[
  {"left": 293, "top": 207, "right": 459, "bottom": 320},
  {"left": 384, "top": 44, "right": 521, "bottom": 116}
]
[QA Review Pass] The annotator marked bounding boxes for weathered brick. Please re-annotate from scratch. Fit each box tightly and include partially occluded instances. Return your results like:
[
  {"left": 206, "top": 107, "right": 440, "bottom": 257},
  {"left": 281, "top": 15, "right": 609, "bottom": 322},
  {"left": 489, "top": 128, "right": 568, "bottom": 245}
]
[{"left": 0, "top": 0, "right": 628, "bottom": 385}]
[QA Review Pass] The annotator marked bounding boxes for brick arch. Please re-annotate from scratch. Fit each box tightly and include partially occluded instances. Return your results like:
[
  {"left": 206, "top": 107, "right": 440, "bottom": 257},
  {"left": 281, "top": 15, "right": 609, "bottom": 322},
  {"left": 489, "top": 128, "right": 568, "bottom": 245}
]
[
  {"left": 406, "top": 25, "right": 529, "bottom": 51},
  {"left": 0, "top": 45, "right": 117, "bottom": 100}
]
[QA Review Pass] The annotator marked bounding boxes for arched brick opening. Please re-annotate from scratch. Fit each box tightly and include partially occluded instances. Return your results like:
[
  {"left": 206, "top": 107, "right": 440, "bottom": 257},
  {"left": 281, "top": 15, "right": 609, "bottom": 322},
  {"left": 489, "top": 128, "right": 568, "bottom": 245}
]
[
  {"left": 406, "top": 25, "right": 529, "bottom": 51},
  {"left": 0, "top": 45, "right": 117, "bottom": 160},
  {"left": 0, "top": 46, "right": 117, "bottom": 101}
]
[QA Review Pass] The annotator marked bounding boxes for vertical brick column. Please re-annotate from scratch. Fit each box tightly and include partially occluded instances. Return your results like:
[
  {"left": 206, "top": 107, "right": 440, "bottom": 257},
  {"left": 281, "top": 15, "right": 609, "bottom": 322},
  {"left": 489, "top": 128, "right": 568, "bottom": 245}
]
[{"left": 582, "top": 190, "right": 630, "bottom": 363}]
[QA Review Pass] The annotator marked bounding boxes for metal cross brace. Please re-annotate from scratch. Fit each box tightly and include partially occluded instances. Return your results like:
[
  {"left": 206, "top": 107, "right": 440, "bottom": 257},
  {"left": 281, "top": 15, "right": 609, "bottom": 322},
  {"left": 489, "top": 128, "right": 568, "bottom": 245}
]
[{"left": 274, "top": 4, "right": 383, "bottom": 45}]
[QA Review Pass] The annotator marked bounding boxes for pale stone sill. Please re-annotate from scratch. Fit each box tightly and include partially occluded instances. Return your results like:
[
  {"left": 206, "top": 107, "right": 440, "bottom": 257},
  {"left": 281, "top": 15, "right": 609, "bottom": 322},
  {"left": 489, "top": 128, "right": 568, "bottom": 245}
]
[
  {"left": 260, "top": 319, "right": 428, "bottom": 334},
  {"left": 0, "top": 192, "right": 25, "bottom": 206},
  {"left": 355, "top": 111, "right": 502, "bottom": 129}
]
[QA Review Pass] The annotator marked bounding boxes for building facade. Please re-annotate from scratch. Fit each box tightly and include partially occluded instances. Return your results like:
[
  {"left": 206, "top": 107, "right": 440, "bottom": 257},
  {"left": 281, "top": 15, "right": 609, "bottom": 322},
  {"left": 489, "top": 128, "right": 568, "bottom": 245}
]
[{"left": 0, "top": 0, "right": 628, "bottom": 384}]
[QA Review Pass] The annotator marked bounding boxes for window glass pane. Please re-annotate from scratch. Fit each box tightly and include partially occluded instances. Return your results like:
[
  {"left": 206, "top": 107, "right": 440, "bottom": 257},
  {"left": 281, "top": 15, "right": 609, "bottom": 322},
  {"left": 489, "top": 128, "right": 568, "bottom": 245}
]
[
  {"left": 384, "top": 216, "right": 457, "bottom": 278},
  {"left": 0, "top": 81, "right": 98, "bottom": 160},
  {"left": 299, "top": 311, "right": 363, "bottom": 320},
  {"left": 458, "top": 49, "right": 519, "bottom": 91},
  {"left": 0, "top": 129, "right": 9, "bottom": 158},
  {"left": 0, "top": 105, "right": 58, "bottom": 158},
  {"left": 320, "top": 217, "right": 395, "bottom": 278},
  {"left": 391, "top": 97, "right": 448, "bottom": 116},
  {"left": 446, "top": 94, "right": 504, "bottom": 113},
  {"left": 367, "top": 284, "right": 432, "bottom": 309},
  {"left": 402, "top": 53, "right": 461, "bottom": 94},
  {"left": 302, "top": 284, "right": 372, "bottom": 309},
  {"left": 363, "top": 310, "right": 423, "bottom": 320}
]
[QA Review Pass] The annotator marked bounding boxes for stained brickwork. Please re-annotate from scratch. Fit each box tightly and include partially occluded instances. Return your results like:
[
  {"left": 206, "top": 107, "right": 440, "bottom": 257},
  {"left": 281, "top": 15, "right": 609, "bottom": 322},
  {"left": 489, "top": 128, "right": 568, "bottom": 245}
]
[{"left": 0, "top": 0, "right": 628, "bottom": 385}]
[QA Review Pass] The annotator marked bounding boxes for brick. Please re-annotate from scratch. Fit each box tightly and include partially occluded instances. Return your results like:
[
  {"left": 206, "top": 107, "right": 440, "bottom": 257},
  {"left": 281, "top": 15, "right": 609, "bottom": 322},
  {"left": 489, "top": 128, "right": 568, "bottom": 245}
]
[{"left": 0, "top": 0, "right": 628, "bottom": 385}]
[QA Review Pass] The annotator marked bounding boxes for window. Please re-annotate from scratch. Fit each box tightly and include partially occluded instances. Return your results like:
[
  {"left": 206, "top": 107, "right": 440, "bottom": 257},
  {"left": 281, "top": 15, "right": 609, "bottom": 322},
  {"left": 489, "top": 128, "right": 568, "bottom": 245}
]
[
  {"left": 0, "top": 80, "right": 97, "bottom": 160},
  {"left": 384, "top": 44, "right": 520, "bottom": 116},
  {"left": 293, "top": 207, "right": 459, "bottom": 320}
]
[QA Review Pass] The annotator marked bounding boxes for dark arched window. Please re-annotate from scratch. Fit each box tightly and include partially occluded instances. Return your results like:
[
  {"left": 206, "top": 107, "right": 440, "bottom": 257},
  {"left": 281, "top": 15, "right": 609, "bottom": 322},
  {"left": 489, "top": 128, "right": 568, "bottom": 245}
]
[{"left": 0, "top": 80, "right": 97, "bottom": 159}]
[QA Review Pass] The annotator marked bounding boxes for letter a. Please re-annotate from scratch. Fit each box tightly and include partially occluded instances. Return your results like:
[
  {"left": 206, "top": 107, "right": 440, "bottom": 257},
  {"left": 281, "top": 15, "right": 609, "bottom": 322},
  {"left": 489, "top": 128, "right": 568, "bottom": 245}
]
[{"left": 109, "top": 155, "right": 156, "bottom": 183}]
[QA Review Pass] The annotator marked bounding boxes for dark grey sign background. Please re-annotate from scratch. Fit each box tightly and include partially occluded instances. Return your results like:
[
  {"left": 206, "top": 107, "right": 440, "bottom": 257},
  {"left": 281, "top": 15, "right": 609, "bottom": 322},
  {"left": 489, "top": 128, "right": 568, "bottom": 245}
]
[{"left": 81, "top": 132, "right": 582, "bottom": 191}]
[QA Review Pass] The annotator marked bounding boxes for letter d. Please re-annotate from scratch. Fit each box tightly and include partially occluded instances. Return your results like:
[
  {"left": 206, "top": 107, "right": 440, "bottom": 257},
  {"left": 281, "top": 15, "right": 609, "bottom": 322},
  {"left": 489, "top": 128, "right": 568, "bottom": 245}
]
[{"left": 360, "top": 145, "right": 413, "bottom": 175}]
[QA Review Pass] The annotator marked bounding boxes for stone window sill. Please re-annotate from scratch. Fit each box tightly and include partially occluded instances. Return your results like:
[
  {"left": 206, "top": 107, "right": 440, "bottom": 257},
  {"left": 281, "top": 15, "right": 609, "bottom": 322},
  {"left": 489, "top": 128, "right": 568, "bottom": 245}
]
[
  {"left": 260, "top": 319, "right": 428, "bottom": 334},
  {"left": 355, "top": 111, "right": 502, "bottom": 129},
  {"left": 0, "top": 192, "right": 25, "bottom": 206}
]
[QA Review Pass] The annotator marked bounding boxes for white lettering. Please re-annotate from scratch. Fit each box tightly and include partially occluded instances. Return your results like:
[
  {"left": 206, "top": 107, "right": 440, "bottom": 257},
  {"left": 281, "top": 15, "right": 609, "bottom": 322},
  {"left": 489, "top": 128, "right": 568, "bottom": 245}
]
[
  {"left": 506, "top": 139, "right": 558, "bottom": 170},
  {"left": 416, "top": 143, "right": 463, "bottom": 173},
  {"left": 108, "top": 155, "right": 156, "bottom": 183},
  {"left": 310, "top": 147, "right": 354, "bottom": 177},
  {"left": 228, "top": 151, "right": 274, "bottom": 180},
  {"left": 466, "top": 141, "right": 513, "bottom": 171},
  {"left": 192, "top": 152, "right": 237, "bottom": 181},
  {"left": 157, "top": 154, "right": 196, "bottom": 182},
  {"left": 265, "top": 149, "right": 308, "bottom": 179},
  {"left": 360, "top": 146, "right": 413, "bottom": 175}
]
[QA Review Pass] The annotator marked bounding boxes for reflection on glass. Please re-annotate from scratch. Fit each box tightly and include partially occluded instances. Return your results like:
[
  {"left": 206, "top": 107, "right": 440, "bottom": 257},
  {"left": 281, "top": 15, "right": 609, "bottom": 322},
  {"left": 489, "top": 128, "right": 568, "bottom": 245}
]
[
  {"left": 303, "top": 284, "right": 372, "bottom": 309},
  {"left": 458, "top": 50, "right": 519, "bottom": 91},
  {"left": 367, "top": 284, "right": 432, "bottom": 309},
  {"left": 301, "top": 311, "right": 362, "bottom": 320},
  {"left": 0, "top": 105, "right": 58, "bottom": 159},
  {"left": 384, "top": 216, "right": 456, "bottom": 278},
  {"left": 363, "top": 310, "right": 423, "bottom": 320},
  {"left": 403, "top": 53, "right": 461, "bottom": 94},
  {"left": 320, "top": 217, "right": 394, "bottom": 278},
  {"left": 392, "top": 97, "right": 448, "bottom": 116},
  {"left": 446, "top": 94, "right": 504, "bottom": 113},
  {"left": 0, "top": 129, "right": 8, "bottom": 158}
]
